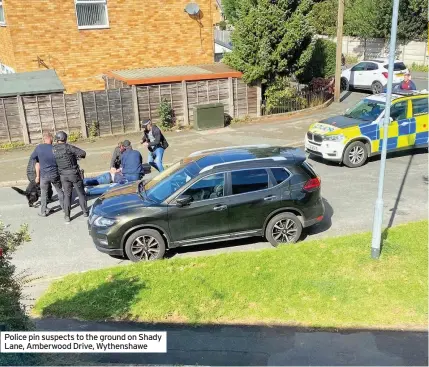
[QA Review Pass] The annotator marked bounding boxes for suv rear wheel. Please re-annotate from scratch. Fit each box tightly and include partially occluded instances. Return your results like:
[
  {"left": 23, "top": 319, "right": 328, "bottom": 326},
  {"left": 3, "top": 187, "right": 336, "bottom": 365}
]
[
  {"left": 265, "top": 213, "right": 302, "bottom": 247},
  {"left": 371, "top": 81, "right": 383, "bottom": 94},
  {"left": 124, "top": 229, "right": 166, "bottom": 262}
]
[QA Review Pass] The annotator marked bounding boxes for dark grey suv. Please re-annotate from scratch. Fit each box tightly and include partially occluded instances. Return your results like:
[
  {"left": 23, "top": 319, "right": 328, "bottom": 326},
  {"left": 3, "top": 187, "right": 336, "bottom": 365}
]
[{"left": 88, "top": 145, "right": 325, "bottom": 261}]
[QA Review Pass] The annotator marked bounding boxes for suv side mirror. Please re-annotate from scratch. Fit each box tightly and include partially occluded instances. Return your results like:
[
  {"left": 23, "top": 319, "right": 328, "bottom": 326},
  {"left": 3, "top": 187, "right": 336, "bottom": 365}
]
[{"left": 176, "top": 195, "right": 193, "bottom": 207}]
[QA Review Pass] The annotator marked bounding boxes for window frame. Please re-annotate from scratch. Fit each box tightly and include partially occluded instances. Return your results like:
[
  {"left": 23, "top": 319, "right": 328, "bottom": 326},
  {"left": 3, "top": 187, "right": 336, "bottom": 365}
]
[
  {"left": 390, "top": 100, "right": 409, "bottom": 121},
  {"left": 0, "top": 0, "right": 6, "bottom": 26},
  {"left": 179, "top": 172, "right": 226, "bottom": 204},
  {"left": 412, "top": 98, "right": 429, "bottom": 117},
  {"left": 365, "top": 62, "right": 378, "bottom": 71},
  {"left": 75, "top": 0, "right": 109, "bottom": 30},
  {"left": 268, "top": 167, "right": 291, "bottom": 186}
]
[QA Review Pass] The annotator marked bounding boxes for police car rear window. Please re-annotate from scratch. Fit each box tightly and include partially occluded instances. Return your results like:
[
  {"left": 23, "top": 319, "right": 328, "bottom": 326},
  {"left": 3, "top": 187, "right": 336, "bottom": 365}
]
[
  {"left": 412, "top": 98, "right": 428, "bottom": 116},
  {"left": 383, "top": 62, "right": 407, "bottom": 71}
]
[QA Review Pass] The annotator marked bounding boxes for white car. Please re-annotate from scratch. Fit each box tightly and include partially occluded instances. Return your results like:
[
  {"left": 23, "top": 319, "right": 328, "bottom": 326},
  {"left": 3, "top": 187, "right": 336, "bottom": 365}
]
[{"left": 341, "top": 59, "right": 409, "bottom": 94}]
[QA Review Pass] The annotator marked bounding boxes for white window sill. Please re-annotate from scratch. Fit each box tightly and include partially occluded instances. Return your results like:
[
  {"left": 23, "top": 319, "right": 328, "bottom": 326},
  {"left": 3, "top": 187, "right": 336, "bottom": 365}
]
[
  {"left": 78, "top": 25, "right": 110, "bottom": 30},
  {"left": 0, "top": 23, "right": 6, "bottom": 27}
]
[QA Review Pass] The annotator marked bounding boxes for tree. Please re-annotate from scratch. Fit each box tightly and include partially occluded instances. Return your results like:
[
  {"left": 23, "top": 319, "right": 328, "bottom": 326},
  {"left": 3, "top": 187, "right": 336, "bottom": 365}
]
[
  {"left": 0, "top": 222, "right": 42, "bottom": 366},
  {"left": 309, "top": 0, "right": 338, "bottom": 37},
  {"left": 223, "top": 0, "right": 315, "bottom": 86},
  {"left": 222, "top": 0, "right": 241, "bottom": 24}
]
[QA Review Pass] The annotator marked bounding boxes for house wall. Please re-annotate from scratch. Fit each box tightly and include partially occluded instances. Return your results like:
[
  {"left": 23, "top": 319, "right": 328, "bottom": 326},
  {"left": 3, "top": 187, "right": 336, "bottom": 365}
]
[
  {"left": 2, "top": 0, "right": 215, "bottom": 92},
  {"left": 0, "top": 8, "right": 16, "bottom": 72}
]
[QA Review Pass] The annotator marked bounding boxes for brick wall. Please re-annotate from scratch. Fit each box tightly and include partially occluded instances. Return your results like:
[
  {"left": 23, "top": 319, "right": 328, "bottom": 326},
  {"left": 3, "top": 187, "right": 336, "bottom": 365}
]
[
  {"left": 0, "top": 20, "right": 16, "bottom": 70},
  {"left": 2, "top": 0, "right": 215, "bottom": 92}
]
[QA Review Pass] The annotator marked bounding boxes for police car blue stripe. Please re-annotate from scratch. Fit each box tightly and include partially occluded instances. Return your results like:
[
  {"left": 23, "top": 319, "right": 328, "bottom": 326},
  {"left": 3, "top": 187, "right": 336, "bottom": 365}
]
[
  {"left": 379, "top": 137, "right": 398, "bottom": 151},
  {"left": 359, "top": 122, "right": 378, "bottom": 141},
  {"left": 398, "top": 119, "right": 411, "bottom": 136},
  {"left": 415, "top": 131, "right": 429, "bottom": 145}
]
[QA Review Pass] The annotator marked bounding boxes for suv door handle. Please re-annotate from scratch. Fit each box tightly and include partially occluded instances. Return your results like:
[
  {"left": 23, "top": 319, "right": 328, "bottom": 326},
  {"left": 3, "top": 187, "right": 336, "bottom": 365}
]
[
  {"left": 264, "top": 195, "right": 277, "bottom": 201},
  {"left": 213, "top": 204, "right": 227, "bottom": 211}
]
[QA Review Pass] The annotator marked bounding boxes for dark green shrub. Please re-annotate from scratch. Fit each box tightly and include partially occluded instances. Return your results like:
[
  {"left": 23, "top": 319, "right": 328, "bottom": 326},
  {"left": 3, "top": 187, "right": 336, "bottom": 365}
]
[
  {"left": 158, "top": 99, "right": 175, "bottom": 131},
  {"left": 296, "top": 39, "right": 337, "bottom": 84}
]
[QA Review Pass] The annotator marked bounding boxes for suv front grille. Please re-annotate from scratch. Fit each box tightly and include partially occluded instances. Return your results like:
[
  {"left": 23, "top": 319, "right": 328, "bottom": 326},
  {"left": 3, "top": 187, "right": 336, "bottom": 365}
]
[{"left": 307, "top": 132, "right": 323, "bottom": 144}]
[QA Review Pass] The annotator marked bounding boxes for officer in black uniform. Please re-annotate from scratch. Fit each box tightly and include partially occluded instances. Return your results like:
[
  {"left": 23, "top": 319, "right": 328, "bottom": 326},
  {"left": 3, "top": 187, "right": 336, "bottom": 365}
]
[{"left": 52, "top": 131, "right": 88, "bottom": 223}]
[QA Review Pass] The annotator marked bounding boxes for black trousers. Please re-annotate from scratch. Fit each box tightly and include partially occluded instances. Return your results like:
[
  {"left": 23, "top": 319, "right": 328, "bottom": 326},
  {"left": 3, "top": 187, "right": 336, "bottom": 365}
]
[
  {"left": 60, "top": 173, "right": 88, "bottom": 218},
  {"left": 40, "top": 177, "right": 64, "bottom": 214}
]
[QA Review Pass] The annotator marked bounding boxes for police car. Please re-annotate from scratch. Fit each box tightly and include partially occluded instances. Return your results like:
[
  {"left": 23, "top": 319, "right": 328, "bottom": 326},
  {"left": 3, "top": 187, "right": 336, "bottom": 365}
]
[{"left": 305, "top": 90, "right": 429, "bottom": 168}]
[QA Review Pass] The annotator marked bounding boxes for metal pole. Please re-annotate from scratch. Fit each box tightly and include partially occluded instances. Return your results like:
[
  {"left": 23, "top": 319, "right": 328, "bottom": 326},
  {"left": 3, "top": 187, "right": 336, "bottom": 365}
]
[
  {"left": 371, "top": 0, "right": 400, "bottom": 259},
  {"left": 334, "top": 0, "right": 344, "bottom": 102}
]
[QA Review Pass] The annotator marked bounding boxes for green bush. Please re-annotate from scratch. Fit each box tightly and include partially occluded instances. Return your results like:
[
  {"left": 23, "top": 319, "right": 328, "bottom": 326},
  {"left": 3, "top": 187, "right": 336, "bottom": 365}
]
[
  {"left": 296, "top": 39, "right": 337, "bottom": 84},
  {"left": 0, "top": 141, "right": 25, "bottom": 150},
  {"left": 409, "top": 63, "right": 429, "bottom": 72},
  {"left": 68, "top": 131, "right": 82, "bottom": 143},
  {"left": 264, "top": 76, "right": 307, "bottom": 114},
  {"left": 0, "top": 222, "right": 43, "bottom": 366},
  {"left": 158, "top": 99, "right": 175, "bottom": 131}
]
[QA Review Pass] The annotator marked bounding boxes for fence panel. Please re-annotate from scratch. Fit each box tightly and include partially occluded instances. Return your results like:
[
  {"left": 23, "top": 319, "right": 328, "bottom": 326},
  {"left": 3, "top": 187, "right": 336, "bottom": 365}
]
[
  {"left": 23, "top": 93, "right": 80, "bottom": 143},
  {"left": 0, "top": 97, "right": 21, "bottom": 143}
]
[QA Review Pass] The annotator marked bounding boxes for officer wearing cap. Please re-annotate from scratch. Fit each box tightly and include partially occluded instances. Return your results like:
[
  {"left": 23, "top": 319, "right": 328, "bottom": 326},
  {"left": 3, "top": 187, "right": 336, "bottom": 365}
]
[
  {"left": 140, "top": 119, "right": 168, "bottom": 172},
  {"left": 52, "top": 131, "right": 88, "bottom": 223}
]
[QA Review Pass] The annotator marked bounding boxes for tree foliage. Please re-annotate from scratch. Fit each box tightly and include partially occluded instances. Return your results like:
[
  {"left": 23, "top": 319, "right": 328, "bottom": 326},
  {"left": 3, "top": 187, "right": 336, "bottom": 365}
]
[
  {"left": 223, "top": 0, "right": 315, "bottom": 85},
  {"left": 222, "top": 0, "right": 241, "bottom": 24},
  {"left": 0, "top": 222, "right": 42, "bottom": 366},
  {"left": 309, "top": 0, "right": 338, "bottom": 37}
]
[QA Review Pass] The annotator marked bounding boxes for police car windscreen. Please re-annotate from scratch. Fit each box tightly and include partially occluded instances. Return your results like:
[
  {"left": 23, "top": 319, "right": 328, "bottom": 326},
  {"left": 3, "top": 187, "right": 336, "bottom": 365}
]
[{"left": 344, "top": 99, "right": 386, "bottom": 121}]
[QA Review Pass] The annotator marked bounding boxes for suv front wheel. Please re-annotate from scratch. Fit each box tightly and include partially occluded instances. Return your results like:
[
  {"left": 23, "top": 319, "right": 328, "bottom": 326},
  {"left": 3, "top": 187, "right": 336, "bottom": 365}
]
[
  {"left": 124, "top": 228, "right": 166, "bottom": 262},
  {"left": 265, "top": 213, "right": 302, "bottom": 247}
]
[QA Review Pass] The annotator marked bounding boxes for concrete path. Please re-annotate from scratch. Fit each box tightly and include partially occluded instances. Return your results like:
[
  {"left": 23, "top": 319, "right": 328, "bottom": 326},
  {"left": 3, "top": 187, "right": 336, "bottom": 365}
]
[{"left": 34, "top": 318, "right": 428, "bottom": 366}]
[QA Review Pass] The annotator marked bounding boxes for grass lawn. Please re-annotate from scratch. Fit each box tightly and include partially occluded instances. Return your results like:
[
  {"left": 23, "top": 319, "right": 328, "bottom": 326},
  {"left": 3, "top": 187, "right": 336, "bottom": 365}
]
[{"left": 34, "top": 221, "right": 428, "bottom": 329}]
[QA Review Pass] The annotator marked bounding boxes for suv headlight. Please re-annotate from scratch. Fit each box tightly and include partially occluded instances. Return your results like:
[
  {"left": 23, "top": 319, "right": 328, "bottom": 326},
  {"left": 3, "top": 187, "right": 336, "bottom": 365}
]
[
  {"left": 93, "top": 216, "right": 116, "bottom": 228},
  {"left": 323, "top": 134, "right": 345, "bottom": 142}
]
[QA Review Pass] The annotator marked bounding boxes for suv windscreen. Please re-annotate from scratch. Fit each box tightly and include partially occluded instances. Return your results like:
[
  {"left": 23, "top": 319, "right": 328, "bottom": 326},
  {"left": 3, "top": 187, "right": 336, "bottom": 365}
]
[
  {"left": 144, "top": 161, "right": 200, "bottom": 202},
  {"left": 344, "top": 99, "right": 386, "bottom": 121}
]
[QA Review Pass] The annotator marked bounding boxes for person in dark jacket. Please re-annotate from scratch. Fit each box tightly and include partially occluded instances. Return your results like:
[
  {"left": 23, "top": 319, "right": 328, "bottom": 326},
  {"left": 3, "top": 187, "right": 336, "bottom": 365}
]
[
  {"left": 27, "top": 157, "right": 53, "bottom": 203},
  {"left": 52, "top": 131, "right": 88, "bottom": 223},
  {"left": 110, "top": 141, "right": 125, "bottom": 170},
  {"left": 140, "top": 119, "right": 168, "bottom": 172},
  {"left": 120, "top": 140, "right": 143, "bottom": 181},
  {"left": 30, "top": 132, "right": 64, "bottom": 217}
]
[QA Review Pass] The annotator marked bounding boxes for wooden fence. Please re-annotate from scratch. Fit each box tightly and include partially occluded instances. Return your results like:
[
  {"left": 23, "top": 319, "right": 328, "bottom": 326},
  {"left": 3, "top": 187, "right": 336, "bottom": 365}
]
[{"left": 0, "top": 77, "right": 259, "bottom": 144}]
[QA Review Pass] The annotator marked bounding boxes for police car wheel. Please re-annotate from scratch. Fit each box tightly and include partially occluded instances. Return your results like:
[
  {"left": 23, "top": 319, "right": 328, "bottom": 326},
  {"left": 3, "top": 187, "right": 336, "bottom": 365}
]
[
  {"left": 371, "top": 81, "right": 383, "bottom": 94},
  {"left": 343, "top": 141, "right": 368, "bottom": 168}
]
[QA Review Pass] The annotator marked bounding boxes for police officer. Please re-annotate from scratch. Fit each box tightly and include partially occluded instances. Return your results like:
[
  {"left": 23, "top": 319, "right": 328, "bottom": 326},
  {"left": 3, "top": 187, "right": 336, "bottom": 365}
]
[{"left": 52, "top": 131, "right": 88, "bottom": 223}]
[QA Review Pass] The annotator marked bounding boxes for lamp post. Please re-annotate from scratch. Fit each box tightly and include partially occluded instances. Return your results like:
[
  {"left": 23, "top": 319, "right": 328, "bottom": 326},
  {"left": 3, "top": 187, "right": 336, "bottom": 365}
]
[{"left": 371, "top": 0, "right": 400, "bottom": 259}]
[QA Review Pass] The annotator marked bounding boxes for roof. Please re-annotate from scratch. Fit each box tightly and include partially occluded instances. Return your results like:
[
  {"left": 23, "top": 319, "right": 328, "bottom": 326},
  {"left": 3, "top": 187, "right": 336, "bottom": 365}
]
[
  {"left": 0, "top": 70, "right": 65, "bottom": 97},
  {"left": 366, "top": 90, "right": 428, "bottom": 102},
  {"left": 185, "top": 145, "right": 306, "bottom": 172},
  {"left": 105, "top": 64, "right": 242, "bottom": 85}
]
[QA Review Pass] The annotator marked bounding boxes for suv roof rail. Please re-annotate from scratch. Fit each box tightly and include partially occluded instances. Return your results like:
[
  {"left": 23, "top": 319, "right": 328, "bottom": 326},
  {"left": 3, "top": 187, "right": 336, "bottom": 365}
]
[
  {"left": 393, "top": 89, "right": 428, "bottom": 96},
  {"left": 189, "top": 144, "right": 272, "bottom": 157},
  {"left": 199, "top": 156, "right": 287, "bottom": 173}
]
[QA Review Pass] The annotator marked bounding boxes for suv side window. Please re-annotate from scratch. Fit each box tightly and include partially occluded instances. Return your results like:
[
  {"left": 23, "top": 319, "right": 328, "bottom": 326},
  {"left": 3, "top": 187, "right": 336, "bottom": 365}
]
[
  {"left": 365, "top": 62, "right": 378, "bottom": 71},
  {"left": 182, "top": 173, "right": 225, "bottom": 202},
  {"left": 390, "top": 101, "right": 408, "bottom": 121},
  {"left": 412, "top": 98, "right": 428, "bottom": 116},
  {"left": 351, "top": 62, "right": 366, "bottom": 71},
  {"left": 271, "top": 168, "right": 290, "bottom": 185},
  {"left": 231, "top": 169, "right": 269, "bottom": 195}
]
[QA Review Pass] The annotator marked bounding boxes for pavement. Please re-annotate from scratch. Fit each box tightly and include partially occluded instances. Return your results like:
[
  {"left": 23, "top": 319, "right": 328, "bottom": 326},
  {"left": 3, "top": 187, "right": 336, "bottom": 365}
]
[
  {"left": 34, "top": 318, "right": 428, "bottom": 366},
  {"left": 0, "top": 89, "right": 426, "bottom": 303}
]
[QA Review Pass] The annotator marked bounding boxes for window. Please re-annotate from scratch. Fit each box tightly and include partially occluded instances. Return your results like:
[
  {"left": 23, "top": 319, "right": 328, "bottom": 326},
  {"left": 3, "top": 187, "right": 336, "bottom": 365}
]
[
  {"left": 231, "top": 169, "right": 269, "bottom": 195},
  {"left": 344, "top": 99, "right": 385, "bottom": 121},
  {"left": 271, "top": 168, "right": 290, "bottom": 185},
  {"left": 351, "top": 63, "right": 366, "bottom": 72},
  {"left": 384, "top": 62, "right": 407, "bottom": 71},
  {"left": 182, "top": 173, "right": 225, "bottom": 202},
  {"left": 390, "top": 101, "right": 408, "bottom": 121},
  {"left": 365, "top": 62, "right": 378, "bottom": 71},
  {"left": 412, "top": 98, "right": 428, "bottom": 116},
  {"left": 0, "top": 0, "right": 5, "bottom": 25},
  {"left": 75, "top": 0, "right": 109, "bottom": 29}
]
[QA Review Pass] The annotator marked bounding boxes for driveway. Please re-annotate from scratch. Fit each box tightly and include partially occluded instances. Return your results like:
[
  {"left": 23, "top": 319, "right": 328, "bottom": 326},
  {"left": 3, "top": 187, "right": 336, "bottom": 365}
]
[{"left": 2, "top": 91, "right": 427, "bottom": 302}]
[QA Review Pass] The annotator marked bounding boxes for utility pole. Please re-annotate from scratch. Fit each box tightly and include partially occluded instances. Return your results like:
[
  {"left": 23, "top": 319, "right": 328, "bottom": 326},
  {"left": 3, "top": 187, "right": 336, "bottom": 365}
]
[
  {"left": 371, "top": 0, "right": 400, "bottom": 259},
  {"left": 334, "top": 0, "right": 344, "bottom": 102}
]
